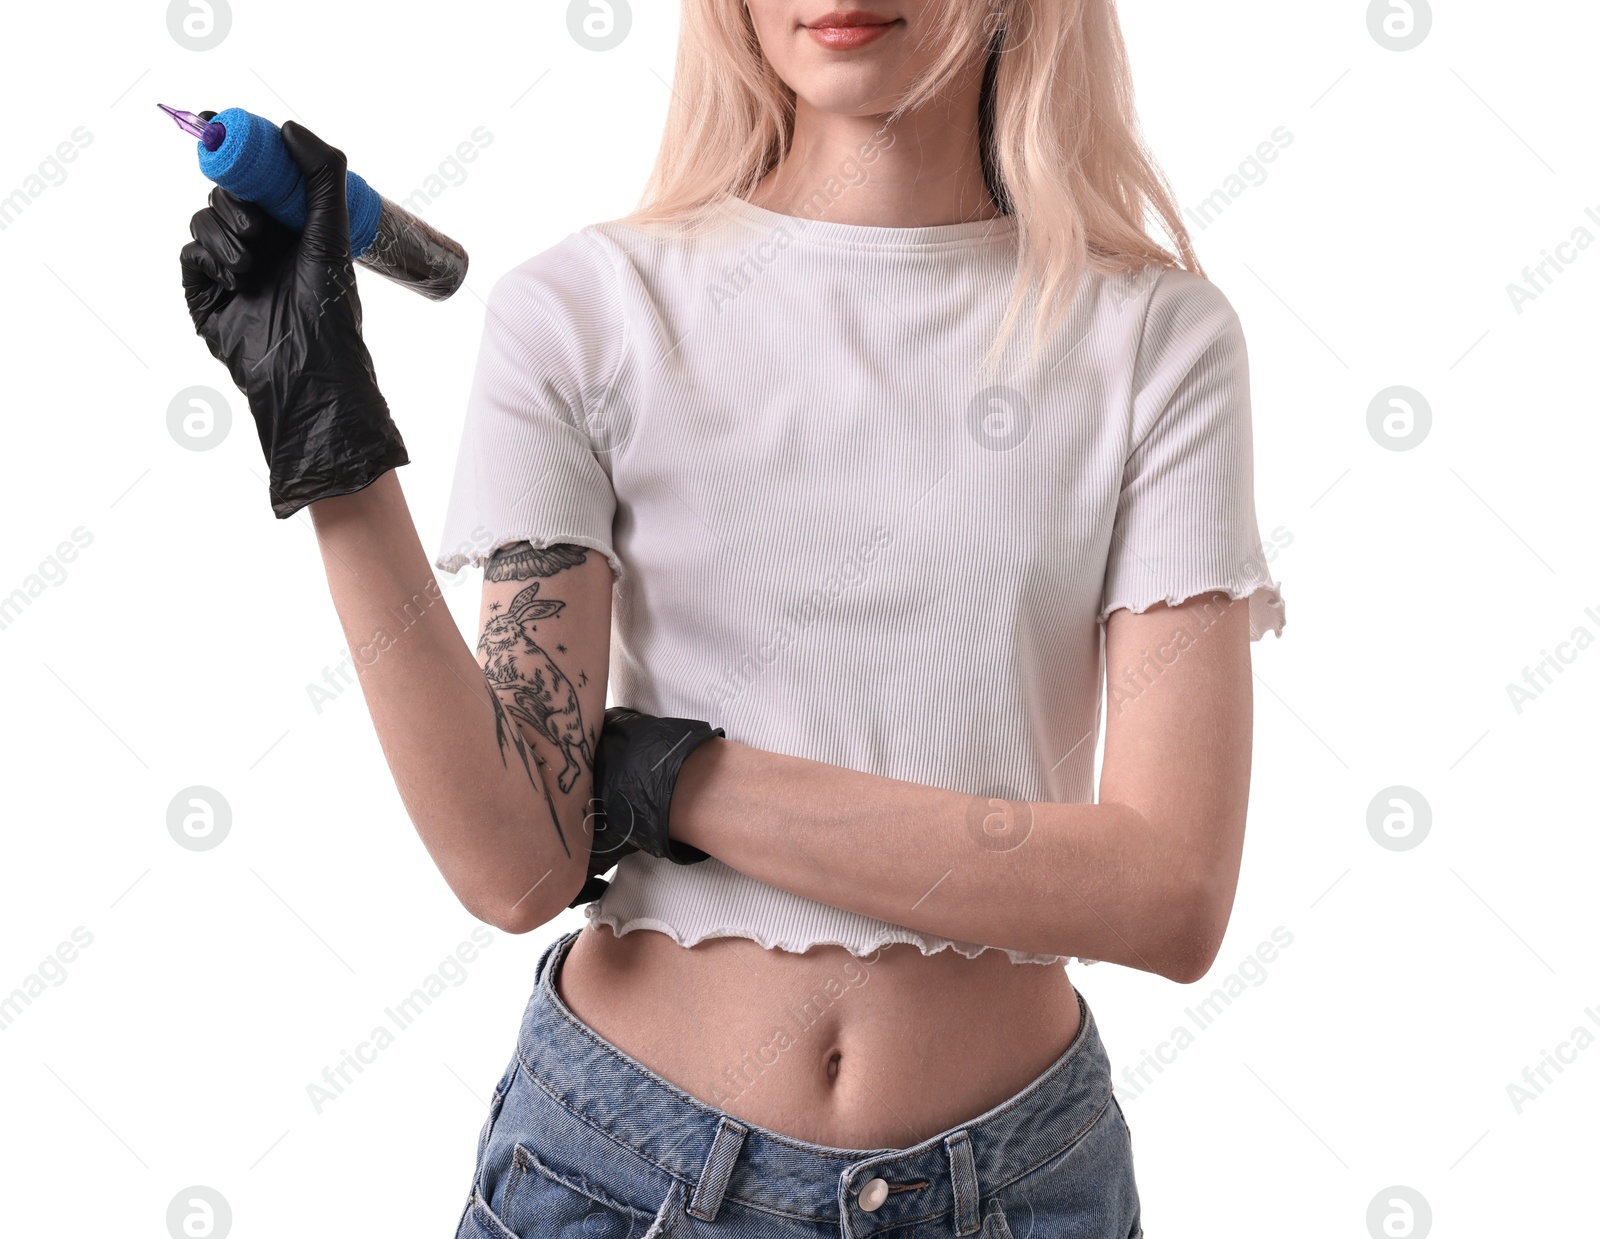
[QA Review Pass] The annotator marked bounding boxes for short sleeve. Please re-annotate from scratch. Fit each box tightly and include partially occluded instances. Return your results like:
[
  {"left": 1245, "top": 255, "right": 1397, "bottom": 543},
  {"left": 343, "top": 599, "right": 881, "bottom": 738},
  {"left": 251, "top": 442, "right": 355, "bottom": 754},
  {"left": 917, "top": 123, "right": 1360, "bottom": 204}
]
[
  {"left": 1098, "top": 269, "right": 1285, "bottom": 640},
  {"left": 433, "top": 232, "right": 627, "bottom": 585}
]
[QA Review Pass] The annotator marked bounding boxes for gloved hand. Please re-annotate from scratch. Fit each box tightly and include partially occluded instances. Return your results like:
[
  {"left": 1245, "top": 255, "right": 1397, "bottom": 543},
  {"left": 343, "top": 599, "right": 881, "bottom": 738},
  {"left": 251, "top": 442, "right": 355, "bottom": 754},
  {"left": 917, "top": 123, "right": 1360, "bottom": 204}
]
[
  {"left": 566, "top": 706, "right": 725, "bottom": 908},
  {"left": 179, "top": 117, "right": 409, "bottom": 519},
  {"left": 568, "top": 797, "right": 639, "bottom": 909}
]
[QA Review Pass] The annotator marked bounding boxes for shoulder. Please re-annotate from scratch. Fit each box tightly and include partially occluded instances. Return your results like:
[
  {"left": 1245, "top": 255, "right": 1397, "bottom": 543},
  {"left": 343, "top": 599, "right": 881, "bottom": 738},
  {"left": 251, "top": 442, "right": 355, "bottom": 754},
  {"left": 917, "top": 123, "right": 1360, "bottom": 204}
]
[
  {"left": 1075, "top": 265, "right": 1242, "bottom": 375},
  {"left": 476, "top": 228, "right": 620, "bottom": 352},
  {"left": 1111, "top": 266, "right": 1248, "bottom": 410},
  {"left": 1119, "top": 267, "right": 1251, "bottom": 439},
  {"left": 488, "top": 229, "right": 619, "bottom": 319},
  {"left": 1136, "top": 266, "right": 1244, "bottom": 357},
  {"left": 472, "top": 231, "right": 629, "bottom": 405}
]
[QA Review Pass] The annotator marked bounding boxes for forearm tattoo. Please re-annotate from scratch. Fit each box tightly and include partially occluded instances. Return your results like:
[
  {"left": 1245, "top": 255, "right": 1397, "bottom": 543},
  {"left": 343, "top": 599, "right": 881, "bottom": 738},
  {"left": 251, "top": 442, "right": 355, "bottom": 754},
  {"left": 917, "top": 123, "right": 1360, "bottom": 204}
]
[{"left": 476, "top": 541, "right": 599, "bottom": 858}]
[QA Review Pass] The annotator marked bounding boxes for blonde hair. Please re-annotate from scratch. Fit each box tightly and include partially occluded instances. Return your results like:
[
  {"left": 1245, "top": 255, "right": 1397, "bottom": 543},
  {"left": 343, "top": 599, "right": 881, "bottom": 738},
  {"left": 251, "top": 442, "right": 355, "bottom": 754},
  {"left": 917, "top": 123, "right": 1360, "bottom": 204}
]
[{"left": 618, "top": 1, "right": 1202, "bottom": 377}]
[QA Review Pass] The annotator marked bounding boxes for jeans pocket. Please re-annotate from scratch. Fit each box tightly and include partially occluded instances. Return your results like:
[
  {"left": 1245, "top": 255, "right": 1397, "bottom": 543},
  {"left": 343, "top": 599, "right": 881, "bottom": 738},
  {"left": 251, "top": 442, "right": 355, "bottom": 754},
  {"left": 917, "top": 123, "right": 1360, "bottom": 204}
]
[
  {"left": 476, "top": 1062, "right": 517, "bottom": 1167},
  {"left": 490, "top": 1141, "right": 684, "bottom": 1238},
  {"left": 994, "top": 1095, "right": 1141, "bottom": 1239},
  {"left": 456, "top": 1187, "right": 520, "bottom": 1239},
  {"left": 453, "top": 1060, "right": 520, "bottom": 1235},
  {"left": 1111, "top": 1096, "right": 1143, "bottom": 1239}
]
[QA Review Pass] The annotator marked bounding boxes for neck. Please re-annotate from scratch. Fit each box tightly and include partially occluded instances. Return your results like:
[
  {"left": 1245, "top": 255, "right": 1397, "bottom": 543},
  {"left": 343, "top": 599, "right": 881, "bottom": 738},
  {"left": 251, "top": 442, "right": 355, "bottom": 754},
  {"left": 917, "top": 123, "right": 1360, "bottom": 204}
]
[{"left": 747, "top": 72, "right": 1000, "bottom": 228}]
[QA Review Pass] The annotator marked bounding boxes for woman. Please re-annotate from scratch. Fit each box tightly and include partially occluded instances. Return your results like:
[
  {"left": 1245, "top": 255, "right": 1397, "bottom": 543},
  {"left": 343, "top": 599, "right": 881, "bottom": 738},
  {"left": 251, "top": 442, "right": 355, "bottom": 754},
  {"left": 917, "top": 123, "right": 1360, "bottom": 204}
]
[{"left": 181, "top": 2, "right": 1285, "bottom": 1235}]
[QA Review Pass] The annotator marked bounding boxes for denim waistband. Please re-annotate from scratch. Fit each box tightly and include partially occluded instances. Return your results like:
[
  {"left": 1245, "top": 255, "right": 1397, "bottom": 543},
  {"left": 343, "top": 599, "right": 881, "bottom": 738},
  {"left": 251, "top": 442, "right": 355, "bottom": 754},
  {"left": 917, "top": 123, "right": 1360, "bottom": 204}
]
[{"left": 513, "top": 928, "right": 1118, "bottom": 1233}]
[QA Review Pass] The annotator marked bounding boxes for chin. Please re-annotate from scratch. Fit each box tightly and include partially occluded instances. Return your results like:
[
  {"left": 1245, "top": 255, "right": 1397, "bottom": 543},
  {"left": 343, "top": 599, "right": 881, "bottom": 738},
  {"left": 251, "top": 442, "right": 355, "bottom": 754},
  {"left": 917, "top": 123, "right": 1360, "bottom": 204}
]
[{"left": 792, "top": 77, "right": 903, "bottom": 116}]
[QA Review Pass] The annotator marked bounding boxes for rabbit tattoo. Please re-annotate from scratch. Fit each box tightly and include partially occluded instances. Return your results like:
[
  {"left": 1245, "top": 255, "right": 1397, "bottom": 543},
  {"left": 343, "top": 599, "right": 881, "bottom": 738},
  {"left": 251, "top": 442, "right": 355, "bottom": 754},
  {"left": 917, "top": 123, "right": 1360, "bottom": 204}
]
[{"left": 478, "top": 579, "right": 596, "bottom": 801}]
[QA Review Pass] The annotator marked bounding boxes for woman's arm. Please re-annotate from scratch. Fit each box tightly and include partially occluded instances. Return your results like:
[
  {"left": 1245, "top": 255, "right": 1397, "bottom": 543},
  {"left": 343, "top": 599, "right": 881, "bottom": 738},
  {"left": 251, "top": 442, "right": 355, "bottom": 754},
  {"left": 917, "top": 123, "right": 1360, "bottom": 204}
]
[
  {"left": 669, "top": 589, "right": 1253, "bottom": 982},
  {"left": 178, "top": 124, "right": 612, "bottom": 931},
  {"left": 308, "top": 471, "right": 612, "bottom": 932}
]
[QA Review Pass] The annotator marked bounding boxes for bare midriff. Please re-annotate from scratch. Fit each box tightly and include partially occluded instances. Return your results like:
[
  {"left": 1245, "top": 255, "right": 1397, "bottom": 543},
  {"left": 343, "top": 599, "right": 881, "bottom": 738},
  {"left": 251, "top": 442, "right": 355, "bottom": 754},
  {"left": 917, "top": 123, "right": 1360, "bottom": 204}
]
[{"left": 555, "top": 920, "right": 1082, "bottom": 1151}]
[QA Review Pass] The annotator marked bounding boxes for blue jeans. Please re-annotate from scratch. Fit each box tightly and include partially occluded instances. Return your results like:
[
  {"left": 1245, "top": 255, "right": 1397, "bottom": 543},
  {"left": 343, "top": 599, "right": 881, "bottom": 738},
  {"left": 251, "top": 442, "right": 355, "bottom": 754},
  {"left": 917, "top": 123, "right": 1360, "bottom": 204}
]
[{"left": 455, "top": 929, "right": 1142, "bottom": 1238}]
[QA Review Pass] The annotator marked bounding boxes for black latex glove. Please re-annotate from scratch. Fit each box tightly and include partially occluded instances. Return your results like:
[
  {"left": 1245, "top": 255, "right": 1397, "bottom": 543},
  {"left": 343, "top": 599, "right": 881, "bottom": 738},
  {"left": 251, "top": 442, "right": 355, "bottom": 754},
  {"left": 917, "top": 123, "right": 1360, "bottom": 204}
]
[
  {"left": 179, "top": 118, "right": 408, "bottom": 519},
  {"left": 566, "top": 706, "right": 725, "bottom": 908},
  {"left": 567, "top": 793, "right": 640, "bottom": 909}
]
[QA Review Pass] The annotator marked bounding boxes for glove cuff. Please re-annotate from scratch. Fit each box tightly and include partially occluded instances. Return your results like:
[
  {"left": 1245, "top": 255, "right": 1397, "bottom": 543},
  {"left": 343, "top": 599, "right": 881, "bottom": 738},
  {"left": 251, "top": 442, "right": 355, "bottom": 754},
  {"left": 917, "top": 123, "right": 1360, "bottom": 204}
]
[
  {"left": 269, "top": 409, "right": 409, "bottom": 518},
  {"left": 592, "top": 708, "right": 725, "bottom": 869},
  {"left": 658, "top": 721, "right": 722, "bottom": 865}
]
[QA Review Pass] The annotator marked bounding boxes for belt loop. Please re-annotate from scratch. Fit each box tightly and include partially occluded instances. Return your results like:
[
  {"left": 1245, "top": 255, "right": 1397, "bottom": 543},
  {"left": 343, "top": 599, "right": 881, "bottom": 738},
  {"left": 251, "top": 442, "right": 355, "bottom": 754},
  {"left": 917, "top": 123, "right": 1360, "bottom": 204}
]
[
  {"left": 944, "top": 1130, "right": 981, "bottom": 1235},
  {"left": 687, "top": 1115, "right": 748, "bottom": 1221}
]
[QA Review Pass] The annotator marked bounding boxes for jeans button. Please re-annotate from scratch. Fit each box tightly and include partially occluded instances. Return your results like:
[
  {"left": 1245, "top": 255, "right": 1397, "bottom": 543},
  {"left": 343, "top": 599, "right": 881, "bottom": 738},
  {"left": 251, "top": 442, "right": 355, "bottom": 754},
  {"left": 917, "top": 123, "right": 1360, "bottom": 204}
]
[{"left": 857, "top": 1177, "right": 889, "bottom": 1211}]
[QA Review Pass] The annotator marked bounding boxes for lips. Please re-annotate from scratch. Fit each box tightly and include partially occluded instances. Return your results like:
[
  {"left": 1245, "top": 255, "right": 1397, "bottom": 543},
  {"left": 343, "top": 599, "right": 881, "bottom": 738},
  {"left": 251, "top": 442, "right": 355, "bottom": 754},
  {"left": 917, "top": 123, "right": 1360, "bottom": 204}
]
[
  {"left": 807, "top": 9, "right": 895, "bottom": 27},
  {"left": 805, "top": 10, "right": 898, "bottom": 48}
]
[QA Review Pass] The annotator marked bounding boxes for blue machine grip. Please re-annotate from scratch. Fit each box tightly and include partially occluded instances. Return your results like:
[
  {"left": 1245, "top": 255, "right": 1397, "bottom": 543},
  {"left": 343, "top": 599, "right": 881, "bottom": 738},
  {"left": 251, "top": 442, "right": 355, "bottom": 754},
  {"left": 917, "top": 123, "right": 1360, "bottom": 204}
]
[{"left": 196, "top": 108, "right": 383, "bottom": 258}]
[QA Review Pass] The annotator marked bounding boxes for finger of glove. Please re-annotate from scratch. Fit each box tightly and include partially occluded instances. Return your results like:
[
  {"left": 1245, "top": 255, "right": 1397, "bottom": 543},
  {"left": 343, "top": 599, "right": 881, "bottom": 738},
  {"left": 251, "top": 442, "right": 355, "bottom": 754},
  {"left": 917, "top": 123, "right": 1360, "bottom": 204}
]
[
  {"left": 188, "top": 206, "right": 260, "bottom": 289},
  {"left": 567, "top": 874, "right": 611, "bottom": 909},
  {"left": 179, "top": 238, "right": 233, "bottom": 335},
  {"left": 208, "top": 186, "right": 275, "bottom": 243},
  {"left": 179, "top": 235, "right": 233, "bottom": 295},
  {"left": 279, "top": 120, "right": 352, "bottom": 269},
  {"left": 591, "top": 815, "right": 642, "bottom": 862}
]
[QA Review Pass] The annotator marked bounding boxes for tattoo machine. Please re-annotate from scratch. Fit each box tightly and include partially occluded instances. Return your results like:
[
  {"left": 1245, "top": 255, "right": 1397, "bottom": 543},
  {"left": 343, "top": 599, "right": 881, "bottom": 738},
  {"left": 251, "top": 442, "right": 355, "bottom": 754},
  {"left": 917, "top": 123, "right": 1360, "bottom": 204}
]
[{"left": 158, "top": 103, "right": 469, "bottom": 301}]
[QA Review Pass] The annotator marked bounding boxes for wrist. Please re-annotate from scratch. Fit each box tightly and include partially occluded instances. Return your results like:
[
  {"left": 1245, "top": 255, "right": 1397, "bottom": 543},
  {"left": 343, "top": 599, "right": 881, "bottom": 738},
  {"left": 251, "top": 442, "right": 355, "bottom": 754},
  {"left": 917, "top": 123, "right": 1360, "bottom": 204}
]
[
  {"left": 278, "top": 440, "right": 408, "bottom": 517},
  {"left": 271, "top": 405, "right": 408, "bottom": 519},
  {"left": 306, "top": 466, "right": 404, "bottom": 531},
  {"left": 667, "top": 735, "right": 729, "bottom": 855}
]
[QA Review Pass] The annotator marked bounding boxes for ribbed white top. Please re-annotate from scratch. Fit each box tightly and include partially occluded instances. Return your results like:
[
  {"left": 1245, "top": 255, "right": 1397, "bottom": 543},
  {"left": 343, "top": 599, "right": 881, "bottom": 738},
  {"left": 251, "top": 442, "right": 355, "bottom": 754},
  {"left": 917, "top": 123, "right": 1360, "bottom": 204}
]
[{"left": 435, "top": 197, "right": 1285, "bottom": 967}]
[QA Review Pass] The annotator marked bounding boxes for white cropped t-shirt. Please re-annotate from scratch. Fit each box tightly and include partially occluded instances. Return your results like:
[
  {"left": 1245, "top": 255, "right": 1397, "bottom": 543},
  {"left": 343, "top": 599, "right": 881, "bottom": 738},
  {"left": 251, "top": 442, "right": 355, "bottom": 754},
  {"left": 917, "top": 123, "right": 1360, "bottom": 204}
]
[{"left": 434, "top": 196, "right": 1286, "bottom": 967}]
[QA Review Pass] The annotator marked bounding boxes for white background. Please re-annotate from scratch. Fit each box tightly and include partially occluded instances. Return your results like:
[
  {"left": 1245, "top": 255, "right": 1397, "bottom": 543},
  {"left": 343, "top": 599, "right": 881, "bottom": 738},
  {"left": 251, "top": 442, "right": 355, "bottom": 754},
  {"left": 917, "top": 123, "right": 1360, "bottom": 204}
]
[{"left": 0, "top": 1, "right": 1595, "bottom": 1235}]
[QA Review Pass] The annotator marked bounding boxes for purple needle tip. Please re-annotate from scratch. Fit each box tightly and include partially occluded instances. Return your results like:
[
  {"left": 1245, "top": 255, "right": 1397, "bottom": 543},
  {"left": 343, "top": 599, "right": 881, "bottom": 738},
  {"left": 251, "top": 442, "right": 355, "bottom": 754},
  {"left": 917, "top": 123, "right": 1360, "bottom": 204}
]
[{"left": 158, "top": 103, "right": 227, "bottom": 151}]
